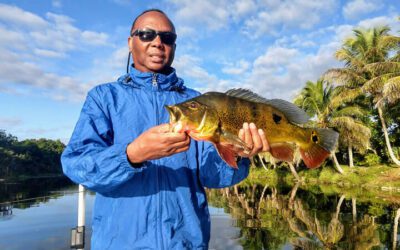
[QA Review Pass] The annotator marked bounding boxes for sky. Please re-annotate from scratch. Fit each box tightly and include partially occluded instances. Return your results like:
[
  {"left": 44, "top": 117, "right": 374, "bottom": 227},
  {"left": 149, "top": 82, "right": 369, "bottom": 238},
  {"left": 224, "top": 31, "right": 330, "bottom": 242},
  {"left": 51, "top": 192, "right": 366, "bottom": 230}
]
[{"left": 0, "top": 0, "right": 399, "bottom": 143}]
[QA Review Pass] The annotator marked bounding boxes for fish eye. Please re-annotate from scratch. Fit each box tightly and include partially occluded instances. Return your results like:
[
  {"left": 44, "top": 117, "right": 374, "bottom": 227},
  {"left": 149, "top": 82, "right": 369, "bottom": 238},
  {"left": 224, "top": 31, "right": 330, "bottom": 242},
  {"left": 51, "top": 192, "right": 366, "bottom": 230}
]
[{"left": 189, "top": 102, "right": 199, "bottom": 109}]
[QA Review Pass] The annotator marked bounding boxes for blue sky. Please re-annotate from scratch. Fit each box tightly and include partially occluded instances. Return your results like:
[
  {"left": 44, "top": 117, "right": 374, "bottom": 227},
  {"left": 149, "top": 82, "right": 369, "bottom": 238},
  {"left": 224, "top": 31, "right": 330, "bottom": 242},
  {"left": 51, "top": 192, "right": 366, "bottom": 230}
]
[{"left": 0, "top": 0, "right": 399, "bottom": 142}]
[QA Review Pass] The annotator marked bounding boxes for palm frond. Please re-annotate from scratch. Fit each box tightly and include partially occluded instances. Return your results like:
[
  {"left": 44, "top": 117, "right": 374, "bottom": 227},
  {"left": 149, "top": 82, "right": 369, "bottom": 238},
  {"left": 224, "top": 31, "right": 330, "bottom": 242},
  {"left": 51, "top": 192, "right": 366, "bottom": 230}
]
[
  {"left": 331, "top": 117, "right": 371, "bottom": 152},
  {"left": 362, "top": 73, "right": 397, "bottom": 95},
  {"left": 390, "top": 52, "right": 400, "bottom": 62},
  {"left": 335, "top": 48, "right": 365, "bottom": 69},
  {"left": 330, "top": 88, "right": 363, "bottom": 109},
  {"left": 363, "top": 62, "right": 400, "bottom": 75},
  {"left": 332, "top": 106, "right": 366, "bottom": 118},
  {"left": 380, "top": 36, "right": 400, "bottom": 51},
  {"left": 324, "top": 68, "right": 366, "bottom": 87},
  {"left": 382, "top": 76, "right": 400, "bottom": 104}
]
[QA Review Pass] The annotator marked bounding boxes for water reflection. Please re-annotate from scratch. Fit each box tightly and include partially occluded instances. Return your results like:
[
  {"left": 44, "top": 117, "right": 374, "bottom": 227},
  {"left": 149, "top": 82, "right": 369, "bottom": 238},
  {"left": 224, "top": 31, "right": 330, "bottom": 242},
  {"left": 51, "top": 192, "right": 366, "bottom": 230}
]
[
  {"left": 2, "top": 177, "right": 400, "bottom": 249},
  {"left": 207, "top": 182, "right": 400, "bottom": 249},
  {"left": 0, "top": 177, "right": 74, "bottom": 211},
  {"left": 0, "top": 177, "right": 93, "bottom": 250}
]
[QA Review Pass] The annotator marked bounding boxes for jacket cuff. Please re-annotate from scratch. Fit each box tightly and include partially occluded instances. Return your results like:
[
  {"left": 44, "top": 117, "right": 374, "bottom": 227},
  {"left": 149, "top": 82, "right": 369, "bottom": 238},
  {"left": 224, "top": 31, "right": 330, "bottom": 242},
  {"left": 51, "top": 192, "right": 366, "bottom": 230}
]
[{"left": 120, "top": 143, "right": 147, "bottom": 172}]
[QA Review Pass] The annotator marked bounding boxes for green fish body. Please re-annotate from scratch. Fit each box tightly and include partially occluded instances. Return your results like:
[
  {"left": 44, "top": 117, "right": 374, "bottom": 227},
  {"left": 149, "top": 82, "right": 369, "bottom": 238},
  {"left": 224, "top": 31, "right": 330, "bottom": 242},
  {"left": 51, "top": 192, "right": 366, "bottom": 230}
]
[{"left": 165, "top": 89, "right": 339, "bottom": 169}]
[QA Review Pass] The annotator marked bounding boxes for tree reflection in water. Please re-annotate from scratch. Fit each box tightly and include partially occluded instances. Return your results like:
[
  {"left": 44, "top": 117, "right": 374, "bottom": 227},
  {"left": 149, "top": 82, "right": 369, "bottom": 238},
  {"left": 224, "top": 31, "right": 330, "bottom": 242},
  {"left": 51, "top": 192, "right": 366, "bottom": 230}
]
[{"left": 206, "top": 182, "right": 400, "bottom": 249}]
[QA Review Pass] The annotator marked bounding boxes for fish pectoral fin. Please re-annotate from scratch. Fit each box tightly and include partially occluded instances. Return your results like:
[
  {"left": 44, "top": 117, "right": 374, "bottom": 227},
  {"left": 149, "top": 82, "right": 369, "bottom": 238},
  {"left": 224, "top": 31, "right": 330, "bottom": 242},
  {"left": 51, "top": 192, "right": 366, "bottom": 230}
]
[
  {"left": 220, "top": 131, "right": 252, "bottom": 153},
  {"left": 299, "top": 145, "right": 330, "bottom": 169},
  {"left": 269, "top": 143, "right": 295, "bottom": 162},
  {"left": 214, "top": 143, "right": 239, "bottom": 169}
]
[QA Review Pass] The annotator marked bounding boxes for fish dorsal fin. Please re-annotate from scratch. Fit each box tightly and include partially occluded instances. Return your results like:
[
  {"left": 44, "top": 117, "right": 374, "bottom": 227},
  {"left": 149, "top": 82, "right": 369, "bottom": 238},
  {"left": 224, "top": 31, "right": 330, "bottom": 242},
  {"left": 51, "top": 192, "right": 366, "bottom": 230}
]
[
  {"left": 225, "top": 88, "right": 310, "bottom": 124},
  {"left": 225, "top": 88, "right": 269, "bottom": 103}
]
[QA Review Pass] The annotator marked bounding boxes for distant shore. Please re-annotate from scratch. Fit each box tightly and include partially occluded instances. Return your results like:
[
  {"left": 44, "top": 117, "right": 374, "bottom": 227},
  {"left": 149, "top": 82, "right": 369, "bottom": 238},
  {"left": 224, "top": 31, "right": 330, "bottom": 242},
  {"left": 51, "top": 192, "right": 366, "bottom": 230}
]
[{"left": 0, "top": 174, "right": 68, "bottom": 182}]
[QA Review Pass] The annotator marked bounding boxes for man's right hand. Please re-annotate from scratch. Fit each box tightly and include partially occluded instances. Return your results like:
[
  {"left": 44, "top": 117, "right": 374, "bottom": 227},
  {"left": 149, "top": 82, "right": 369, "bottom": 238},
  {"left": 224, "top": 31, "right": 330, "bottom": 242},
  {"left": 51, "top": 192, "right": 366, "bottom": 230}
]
[{"left": 126, "top": 123, "right": 190, "bottom": 164}]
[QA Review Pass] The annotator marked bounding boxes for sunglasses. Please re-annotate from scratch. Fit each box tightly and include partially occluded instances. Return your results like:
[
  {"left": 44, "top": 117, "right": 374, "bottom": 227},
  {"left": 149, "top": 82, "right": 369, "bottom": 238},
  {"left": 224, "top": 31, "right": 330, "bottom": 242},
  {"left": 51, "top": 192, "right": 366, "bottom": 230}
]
[{"left": 131, "top": 28, "right": 177, "bottom": 46}]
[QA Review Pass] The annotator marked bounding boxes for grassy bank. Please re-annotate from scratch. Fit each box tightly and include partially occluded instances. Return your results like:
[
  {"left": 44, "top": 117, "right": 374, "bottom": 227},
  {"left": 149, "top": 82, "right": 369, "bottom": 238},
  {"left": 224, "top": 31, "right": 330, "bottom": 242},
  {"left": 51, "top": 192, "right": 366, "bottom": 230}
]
[{"left": 245, "top": 164, "right": 400, "bottom": 204}]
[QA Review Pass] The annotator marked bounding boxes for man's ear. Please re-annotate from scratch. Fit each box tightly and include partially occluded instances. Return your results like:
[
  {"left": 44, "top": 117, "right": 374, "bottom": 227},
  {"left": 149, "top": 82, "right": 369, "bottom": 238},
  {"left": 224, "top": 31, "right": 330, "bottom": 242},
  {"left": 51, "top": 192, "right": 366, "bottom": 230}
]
[{"left": 128, "top": 36, "right": 134, "bottom": 52}]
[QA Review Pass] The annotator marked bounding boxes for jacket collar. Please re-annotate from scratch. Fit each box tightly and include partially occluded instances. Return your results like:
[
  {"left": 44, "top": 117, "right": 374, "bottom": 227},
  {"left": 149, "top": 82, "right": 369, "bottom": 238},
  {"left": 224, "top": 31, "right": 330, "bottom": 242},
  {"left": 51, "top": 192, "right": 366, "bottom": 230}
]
[{"left": 119, "top": 65, "right": 185, "bottom": 91}]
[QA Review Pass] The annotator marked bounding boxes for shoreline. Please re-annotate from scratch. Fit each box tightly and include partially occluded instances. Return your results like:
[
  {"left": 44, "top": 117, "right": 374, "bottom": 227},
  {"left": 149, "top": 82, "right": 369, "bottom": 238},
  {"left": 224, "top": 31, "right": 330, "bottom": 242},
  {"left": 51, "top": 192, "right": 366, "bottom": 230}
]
[{"left": 245, "top": 164, "right": 400, "bottom": 204}]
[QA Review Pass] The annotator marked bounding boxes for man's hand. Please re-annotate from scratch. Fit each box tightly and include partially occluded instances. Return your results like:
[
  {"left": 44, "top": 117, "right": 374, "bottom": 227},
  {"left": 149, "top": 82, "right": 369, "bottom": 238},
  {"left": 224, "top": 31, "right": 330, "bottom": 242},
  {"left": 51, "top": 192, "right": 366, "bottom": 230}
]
[
  {"left": 126, "top": 123, "right": 190, "bottom": 164},
  {"left": 238, "top": 122, "right": 269, "bottom": 158}
]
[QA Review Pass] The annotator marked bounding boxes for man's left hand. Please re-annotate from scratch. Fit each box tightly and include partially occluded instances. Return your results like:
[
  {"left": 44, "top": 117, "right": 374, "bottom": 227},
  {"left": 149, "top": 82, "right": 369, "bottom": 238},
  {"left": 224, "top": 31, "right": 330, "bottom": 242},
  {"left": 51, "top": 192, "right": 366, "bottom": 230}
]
[{"left": 237, "top": 122, "right": 270, "bottom": 158}]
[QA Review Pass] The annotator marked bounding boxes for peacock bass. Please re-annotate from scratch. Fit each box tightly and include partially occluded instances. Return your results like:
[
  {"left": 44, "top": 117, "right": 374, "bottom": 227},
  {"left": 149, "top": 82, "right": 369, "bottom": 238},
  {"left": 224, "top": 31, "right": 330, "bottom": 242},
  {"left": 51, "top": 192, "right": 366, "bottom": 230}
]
[{"left": 165, "top": 89, "right": 339, "bottom": 169}]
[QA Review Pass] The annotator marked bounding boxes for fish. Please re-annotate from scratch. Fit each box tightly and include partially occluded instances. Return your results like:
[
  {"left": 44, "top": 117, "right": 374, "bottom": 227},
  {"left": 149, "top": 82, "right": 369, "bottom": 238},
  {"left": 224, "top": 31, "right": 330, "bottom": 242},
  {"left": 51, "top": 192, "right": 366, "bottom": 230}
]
[{"left": 165, "top": 89, "right": 339, "bottom": 169}]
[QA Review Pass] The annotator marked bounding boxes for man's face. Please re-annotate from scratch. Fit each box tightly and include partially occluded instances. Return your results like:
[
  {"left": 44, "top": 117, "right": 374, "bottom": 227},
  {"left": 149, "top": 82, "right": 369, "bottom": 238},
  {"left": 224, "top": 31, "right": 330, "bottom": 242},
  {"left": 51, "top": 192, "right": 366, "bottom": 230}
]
[{"left": 128, "top": 12, "right": 176, "bottom": 73}]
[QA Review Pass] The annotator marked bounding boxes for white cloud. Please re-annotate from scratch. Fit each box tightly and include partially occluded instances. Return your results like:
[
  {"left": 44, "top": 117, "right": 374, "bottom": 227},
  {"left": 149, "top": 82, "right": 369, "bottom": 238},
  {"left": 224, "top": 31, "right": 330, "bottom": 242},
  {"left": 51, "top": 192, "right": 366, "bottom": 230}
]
[
  {"left": 0, "top": 5, "right": 110, "bottom": 55},
  {"left": 243, "top": 0, "right": 337, "bottom": 37},
  {"left": 357, "top": 16, "right": 400, "bottom": 32},
  {"left": 222, "top": 60, "right": 250, "bottom": 75},
  {"left": 254, "top": 47, "right": 299, "bottom": 68},
  {"left": 0, "top": 25, "right": 25, "bottom": 50},
  {"left": 231, "top": 0, "right": 257, "bottom": 20},
  {"left": 0, "top": 48, "right": 87, "bottom": 101},
  {"left": 82, "top": 31, "right": 109, "bottom": 46},
  {"left": 33, "top": 48, "right": 66, "bottom": 58},
  {"left": 0, "top": 4, "right": 114, "bottom": 101},
  {"left": 169, "top": 0, "right": 338, "bottom": 39},
  {"left": 0, "top": 3, "right": 47, "bottom": 29},
  {"left": 173, "top": 54, "right": 239, "bottom": 92},
  {"left": 171, "top": 0, "right": 230, "bottom": 31},
  {"left": 243, "top": 43, "right": 340, "bottom": 100},
  {"left": 174, "top": 55, "right": 216, "bottom": 82},
  {"left": 343, "top": 0, "right": 382, "bottom": 20}
]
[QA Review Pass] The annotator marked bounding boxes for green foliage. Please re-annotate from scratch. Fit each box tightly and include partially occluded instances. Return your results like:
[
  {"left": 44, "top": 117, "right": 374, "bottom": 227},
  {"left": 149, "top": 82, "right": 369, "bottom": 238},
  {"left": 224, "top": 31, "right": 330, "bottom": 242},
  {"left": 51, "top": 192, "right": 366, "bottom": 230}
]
[
  {"left": 368, "top": 204, "right": 387, "bottom": 217},
  {"left": 0, "top": 130, "right": 65, "bottom": 179},
  {"left": 360, "top": 153, "right": 381, "bottom": 166}
]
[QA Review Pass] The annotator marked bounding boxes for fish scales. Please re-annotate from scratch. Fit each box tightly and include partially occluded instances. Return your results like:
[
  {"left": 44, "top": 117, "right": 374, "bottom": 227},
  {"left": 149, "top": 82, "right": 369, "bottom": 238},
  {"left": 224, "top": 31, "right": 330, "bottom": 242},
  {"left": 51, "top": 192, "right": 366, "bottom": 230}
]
[
  {"left": 204, "top": 93, "right": 305, "bottom": 145},
  {"left": 165, "top": 89, "right": 339, "bottom": 169}
]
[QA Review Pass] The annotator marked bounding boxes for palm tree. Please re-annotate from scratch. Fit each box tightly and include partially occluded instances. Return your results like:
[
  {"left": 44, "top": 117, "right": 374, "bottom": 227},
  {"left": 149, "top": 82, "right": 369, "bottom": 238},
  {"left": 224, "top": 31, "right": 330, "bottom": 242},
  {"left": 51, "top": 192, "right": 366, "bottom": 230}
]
[
  {"left": 294, "top": 80, "right": 369, "bottom": 172},
  {"left": 332, "top": 115, "right": 371, "bottom": 168},
  {"left": 325, "top": 26, "right": 400, "bottom": 165}
]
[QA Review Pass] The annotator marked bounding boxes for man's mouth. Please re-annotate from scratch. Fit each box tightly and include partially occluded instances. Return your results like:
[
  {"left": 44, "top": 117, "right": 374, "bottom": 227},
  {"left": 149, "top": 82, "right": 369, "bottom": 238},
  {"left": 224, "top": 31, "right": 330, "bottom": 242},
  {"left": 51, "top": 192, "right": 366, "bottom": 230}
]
[{"left": 150, "top": 54, "right": 165, "bottom": 62}]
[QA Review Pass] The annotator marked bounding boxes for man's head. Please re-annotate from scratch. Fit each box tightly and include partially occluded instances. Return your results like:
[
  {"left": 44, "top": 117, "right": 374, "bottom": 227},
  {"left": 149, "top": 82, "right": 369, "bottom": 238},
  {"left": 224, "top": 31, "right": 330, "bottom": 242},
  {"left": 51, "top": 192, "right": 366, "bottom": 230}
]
[{"left": 128, "top": 9, "right": 176, "bottom": 74}]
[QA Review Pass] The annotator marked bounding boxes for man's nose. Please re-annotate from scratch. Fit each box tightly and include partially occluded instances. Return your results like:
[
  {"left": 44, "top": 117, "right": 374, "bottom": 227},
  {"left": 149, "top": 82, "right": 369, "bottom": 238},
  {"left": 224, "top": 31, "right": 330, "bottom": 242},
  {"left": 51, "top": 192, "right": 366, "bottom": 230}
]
[{"left": 151, "top": 35, "right": 163, "bottom": 47}]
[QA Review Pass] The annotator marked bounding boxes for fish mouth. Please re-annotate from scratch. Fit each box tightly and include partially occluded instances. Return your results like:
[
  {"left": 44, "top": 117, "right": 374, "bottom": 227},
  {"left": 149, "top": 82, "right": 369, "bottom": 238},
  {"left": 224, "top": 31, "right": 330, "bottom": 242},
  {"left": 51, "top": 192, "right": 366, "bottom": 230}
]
[{"left": 165, "top": 105, "right": 181, "bottom": 123}]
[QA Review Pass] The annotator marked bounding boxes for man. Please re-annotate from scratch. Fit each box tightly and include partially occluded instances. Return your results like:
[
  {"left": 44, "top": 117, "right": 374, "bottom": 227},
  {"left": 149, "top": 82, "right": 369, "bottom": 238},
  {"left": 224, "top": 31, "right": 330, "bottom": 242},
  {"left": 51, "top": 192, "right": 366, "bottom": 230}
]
[{"left": 62, "top": 9, "right": 268, "bottom": 249}]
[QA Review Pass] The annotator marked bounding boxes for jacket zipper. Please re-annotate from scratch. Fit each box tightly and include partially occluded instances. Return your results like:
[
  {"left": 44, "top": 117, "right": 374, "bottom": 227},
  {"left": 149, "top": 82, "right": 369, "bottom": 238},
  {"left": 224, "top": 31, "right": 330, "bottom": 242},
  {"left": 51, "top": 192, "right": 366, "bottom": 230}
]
[
  {"left": 152, "top": 73, "right": 164, "bottom": 249},
  {"left": 152, "top": 73, "right": 157, "bottom": 87}
]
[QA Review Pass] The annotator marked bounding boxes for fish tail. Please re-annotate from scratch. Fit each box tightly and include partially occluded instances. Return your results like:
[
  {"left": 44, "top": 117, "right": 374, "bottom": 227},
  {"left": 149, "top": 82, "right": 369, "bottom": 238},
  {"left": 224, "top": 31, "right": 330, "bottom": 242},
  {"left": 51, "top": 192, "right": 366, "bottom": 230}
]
[{"left": 299, "top": 128, "right": 339, "bottom": 168}]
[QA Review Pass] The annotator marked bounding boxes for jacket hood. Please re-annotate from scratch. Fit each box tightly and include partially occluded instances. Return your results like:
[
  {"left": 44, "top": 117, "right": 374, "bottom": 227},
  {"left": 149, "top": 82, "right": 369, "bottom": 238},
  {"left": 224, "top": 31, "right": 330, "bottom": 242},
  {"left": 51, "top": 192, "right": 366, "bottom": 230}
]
[{"left": 118, "top": 65, "right": 186, "bottom": 91}]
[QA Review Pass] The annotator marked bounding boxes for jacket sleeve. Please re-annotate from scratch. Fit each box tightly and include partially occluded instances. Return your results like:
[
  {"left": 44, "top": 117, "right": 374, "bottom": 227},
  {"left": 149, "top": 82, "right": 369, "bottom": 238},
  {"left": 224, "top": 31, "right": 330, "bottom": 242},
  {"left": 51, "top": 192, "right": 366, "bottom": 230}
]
[
  {"left": 198, "top": 141, "right": 250, "bottom": 188},
  {"left": 61, "top": 90, "right": 142, "bottom": 193}
]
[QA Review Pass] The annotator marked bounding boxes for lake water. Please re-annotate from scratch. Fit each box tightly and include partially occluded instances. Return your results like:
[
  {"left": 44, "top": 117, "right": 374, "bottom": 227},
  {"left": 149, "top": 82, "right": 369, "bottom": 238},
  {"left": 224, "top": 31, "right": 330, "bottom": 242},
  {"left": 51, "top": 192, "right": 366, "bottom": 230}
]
[{"left": 1, "top": 177, "right": 400, "bottom": 249}]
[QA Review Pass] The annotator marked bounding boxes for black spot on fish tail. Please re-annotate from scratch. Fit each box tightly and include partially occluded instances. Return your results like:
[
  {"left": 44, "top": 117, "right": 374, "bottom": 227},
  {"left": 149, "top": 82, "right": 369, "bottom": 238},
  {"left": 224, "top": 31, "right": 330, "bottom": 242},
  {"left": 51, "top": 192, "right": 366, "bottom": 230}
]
[{"left": 273, "top": 113, "right": 282, "bottom": 124}]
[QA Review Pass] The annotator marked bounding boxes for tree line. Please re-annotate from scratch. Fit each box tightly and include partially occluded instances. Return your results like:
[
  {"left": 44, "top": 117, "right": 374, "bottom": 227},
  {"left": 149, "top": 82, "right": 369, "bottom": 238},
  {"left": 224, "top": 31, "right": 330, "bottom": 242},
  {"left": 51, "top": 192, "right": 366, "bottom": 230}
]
[
  {"left": 0, "top": 130, "right": 65, "bottom": 179},
  {"left": 292, "top": 24, "right": 400, "bottom": 173}
]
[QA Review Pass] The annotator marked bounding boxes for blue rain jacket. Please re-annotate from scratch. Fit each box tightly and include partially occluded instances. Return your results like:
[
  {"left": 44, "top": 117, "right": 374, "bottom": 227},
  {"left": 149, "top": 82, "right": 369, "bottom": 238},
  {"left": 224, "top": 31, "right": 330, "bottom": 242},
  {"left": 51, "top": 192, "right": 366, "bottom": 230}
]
[{"left": 61, "top": 66, "right": 250, "bottom": 249}]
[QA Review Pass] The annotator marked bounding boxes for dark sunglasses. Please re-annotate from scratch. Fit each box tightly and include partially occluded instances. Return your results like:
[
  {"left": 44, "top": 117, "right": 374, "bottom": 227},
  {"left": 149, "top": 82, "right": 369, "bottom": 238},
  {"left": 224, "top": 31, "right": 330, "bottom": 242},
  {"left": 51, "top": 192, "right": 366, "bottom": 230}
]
[{"left": 131, "top": 28, "right": 177, "bottom": 45}]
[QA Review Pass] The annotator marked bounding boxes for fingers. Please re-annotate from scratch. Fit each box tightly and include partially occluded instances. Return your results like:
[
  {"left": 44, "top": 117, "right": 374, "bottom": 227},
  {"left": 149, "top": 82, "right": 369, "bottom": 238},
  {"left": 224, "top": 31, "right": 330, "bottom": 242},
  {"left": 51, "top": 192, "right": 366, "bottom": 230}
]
[
  {"left": 168, "top": 135, "right": 190, "bottom": 149},
  {"left": 249, "top": 123, "right": 262, "bottom": 154},
  {"left": 243, "top": 122, "right": 253, "bottom": 148},
  {"left": 258, "top": 129, "right": 270, "bottom": 152},
  {"left": 155, "top": 123, "right": 172, "bottom": 133},
  {"left": 239, "top": 128, "right": 244, "bottom": 141},
  {"left": 238, "top": 122, "right": 269, "bottom": 158}
]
